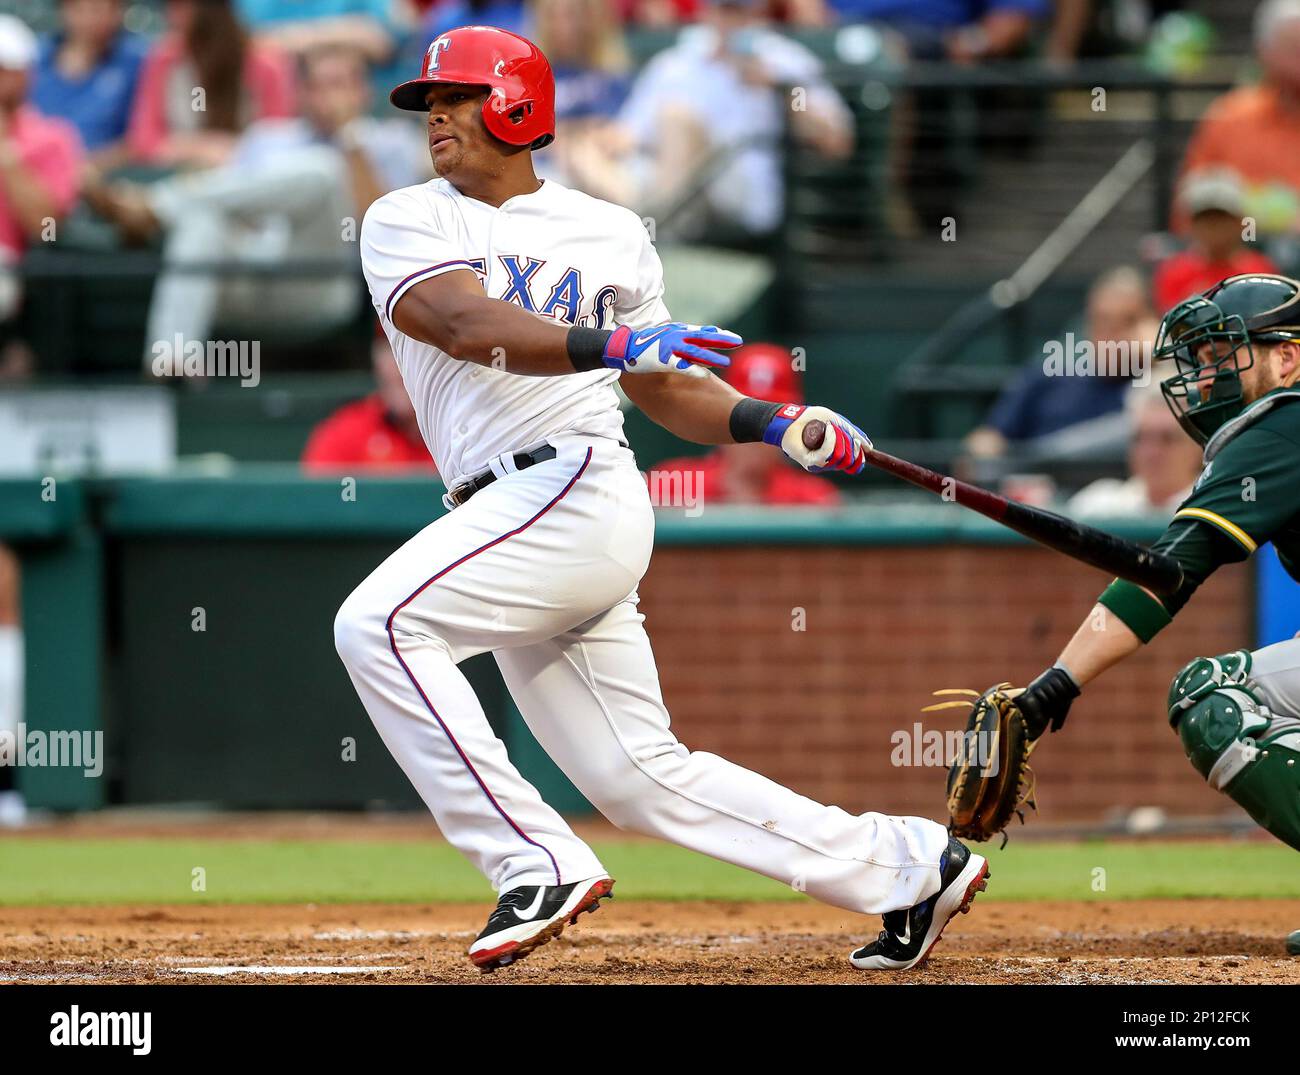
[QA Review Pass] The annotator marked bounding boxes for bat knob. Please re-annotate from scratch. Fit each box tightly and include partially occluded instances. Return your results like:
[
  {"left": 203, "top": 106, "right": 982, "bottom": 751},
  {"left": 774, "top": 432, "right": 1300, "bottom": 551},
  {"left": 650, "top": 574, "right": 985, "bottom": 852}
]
[{"left": 802, "top": 419, "right": 827, "bottom": 451}]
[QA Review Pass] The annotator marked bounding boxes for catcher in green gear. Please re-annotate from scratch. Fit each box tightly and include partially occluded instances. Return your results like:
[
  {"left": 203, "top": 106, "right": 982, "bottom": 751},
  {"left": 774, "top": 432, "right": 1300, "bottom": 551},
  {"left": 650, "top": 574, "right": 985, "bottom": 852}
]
[{"left": 951, "top": 272, "right": 1300, "bottom": 851}]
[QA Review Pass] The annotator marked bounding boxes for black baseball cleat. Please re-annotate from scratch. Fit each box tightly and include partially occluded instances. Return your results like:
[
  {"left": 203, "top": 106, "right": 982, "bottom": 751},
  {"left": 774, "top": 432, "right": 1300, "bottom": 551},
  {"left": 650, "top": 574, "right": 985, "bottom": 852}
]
[
  {"left": 849, "top": 838, "right": 989, "bottom": 971},
  {"left": 468, "top": 875, "right": 614, "bottom": 971}
]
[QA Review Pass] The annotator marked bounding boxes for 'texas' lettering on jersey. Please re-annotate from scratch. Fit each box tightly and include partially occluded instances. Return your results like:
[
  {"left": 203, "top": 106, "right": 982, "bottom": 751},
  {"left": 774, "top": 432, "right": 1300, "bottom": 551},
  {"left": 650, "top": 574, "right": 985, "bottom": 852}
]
[{"left": 463, "top": 255, "right": 619, "bottom": 328}]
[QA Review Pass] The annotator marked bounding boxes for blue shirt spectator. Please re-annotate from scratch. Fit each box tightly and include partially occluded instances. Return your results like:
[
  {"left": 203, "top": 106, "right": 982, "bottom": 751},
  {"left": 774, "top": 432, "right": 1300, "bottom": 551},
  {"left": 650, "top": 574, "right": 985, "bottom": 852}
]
[
  {"left": 237, "top": 0, "right": 396, "bottom": 25},
  {"left": 236, "top": 0, "right": 399, "bottom": 66},
  {"left": 970, "top": 268, "right": 1155, "bottom": 450},
  {"left": 31, "top": 5, "right": 147, "bottom": 155},
  {"left": 826, "top": 0, "right": 1047, "bottom": 26},
  {"left": 984, "top": 356, "right": 1134, "bottom": 442},
  {"left": 827, "top": 0, "right": 1049, "bottom": 62},
  {"left": 553, "top": 64, "right": 628, "bottom": 121},
  {"left": 423, "top": 0, "right": 528, "bottom": 40}
]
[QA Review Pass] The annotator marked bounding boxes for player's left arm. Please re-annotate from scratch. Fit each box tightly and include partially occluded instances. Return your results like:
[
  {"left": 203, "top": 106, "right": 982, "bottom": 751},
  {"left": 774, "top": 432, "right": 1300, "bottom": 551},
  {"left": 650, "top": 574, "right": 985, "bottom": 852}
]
[
  {"left": 617, "top": 217, "right": 870, "bottom": 471},
  {"left": 1011, "top": 428, "right": 1299, "bottom": 738},
  {"left": 620, "top": 369, "right": 873, "bottom": 473}
]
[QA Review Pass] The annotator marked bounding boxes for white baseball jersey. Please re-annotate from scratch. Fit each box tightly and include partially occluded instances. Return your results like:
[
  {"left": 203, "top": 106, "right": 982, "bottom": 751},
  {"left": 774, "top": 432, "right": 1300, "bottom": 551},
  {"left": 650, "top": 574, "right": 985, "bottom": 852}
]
[{"left": 360, "top": 177, "right": 670, "bottom": 486}]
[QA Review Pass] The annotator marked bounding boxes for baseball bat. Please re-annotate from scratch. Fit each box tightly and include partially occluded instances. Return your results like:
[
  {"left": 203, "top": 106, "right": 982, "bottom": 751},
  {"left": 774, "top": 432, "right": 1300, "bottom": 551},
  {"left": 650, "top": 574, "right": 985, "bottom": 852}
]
[{"left": 802, "top": 419, "right": 1184, "bottom": 595}]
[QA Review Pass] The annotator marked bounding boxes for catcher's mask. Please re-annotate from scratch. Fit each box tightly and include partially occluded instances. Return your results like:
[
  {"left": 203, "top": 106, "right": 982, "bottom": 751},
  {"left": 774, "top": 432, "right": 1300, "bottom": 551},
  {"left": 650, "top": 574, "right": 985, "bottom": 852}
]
[{"left": 1155, "top": 272, "right": 1300, "bottom": 445}]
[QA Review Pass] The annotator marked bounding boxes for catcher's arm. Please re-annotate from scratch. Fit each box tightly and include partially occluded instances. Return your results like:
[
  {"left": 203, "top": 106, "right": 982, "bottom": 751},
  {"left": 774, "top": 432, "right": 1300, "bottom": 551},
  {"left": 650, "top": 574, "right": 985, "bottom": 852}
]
[
  {"left": 1054, "top": 605, "right": 1142, "bottom": 686},
  {"left": 1009, "top": 607, "right": 1139, "bottom": 742},
  {"left": 1018, "top": 517, "right": 1235, "bottom": 737},
  {"left": 935, "top": 522, "right": 1228, "bottom": 842}
]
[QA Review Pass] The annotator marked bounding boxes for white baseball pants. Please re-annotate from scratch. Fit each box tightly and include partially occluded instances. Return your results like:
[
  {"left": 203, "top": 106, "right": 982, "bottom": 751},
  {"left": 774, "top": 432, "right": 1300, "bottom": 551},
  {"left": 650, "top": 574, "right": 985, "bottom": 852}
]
[{"left": 334, "top": 434, "right": 950, "bottom": 913}]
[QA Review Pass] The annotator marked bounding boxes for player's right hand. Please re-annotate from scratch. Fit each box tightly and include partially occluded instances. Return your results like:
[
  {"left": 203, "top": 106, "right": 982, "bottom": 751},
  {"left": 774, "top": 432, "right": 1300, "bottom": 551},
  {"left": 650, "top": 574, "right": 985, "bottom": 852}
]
[
  {"left": 765, "top": 404, "right": 873, "bottom": 474},
  {"left": 603, "top": 322, "right": 741, "bottom": 374}
]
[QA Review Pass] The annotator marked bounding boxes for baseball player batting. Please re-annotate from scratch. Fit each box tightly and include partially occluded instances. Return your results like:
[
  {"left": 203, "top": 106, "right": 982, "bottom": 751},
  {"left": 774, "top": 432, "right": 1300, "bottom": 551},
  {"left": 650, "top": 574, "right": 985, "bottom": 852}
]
[{"left": 335, "top": 25, "right": 988, "bottom": 973}]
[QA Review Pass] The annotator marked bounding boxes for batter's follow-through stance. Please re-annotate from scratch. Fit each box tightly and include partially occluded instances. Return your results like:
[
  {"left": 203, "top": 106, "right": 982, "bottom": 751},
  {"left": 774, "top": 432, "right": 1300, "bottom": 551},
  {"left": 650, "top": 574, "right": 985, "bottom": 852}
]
[{"left": 335, "top": 26, "right": 988, "bottom": 972}]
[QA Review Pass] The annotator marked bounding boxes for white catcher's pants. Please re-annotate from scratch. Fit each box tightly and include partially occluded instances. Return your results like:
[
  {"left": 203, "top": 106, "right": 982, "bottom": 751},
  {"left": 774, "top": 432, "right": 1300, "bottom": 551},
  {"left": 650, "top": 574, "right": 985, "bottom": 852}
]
[{"left": 335, "top": 434, "right": 950, "bottom": 913}]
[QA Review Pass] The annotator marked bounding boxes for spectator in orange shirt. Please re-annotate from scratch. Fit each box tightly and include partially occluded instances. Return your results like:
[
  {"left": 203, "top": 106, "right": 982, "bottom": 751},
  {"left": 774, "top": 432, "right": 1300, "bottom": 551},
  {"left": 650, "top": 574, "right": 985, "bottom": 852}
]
[
  {"left": 647, "top": 343, "right": 842, "bottom": 508},
  {"left": 302, "top": 333, "right": 436, "bottom": 473},
  {"left": 1154, "top": 169, "right": 1276, "bottom": 313},
  {"left": 1174, "top": 0, "right": 1300, "bottom": 238}
]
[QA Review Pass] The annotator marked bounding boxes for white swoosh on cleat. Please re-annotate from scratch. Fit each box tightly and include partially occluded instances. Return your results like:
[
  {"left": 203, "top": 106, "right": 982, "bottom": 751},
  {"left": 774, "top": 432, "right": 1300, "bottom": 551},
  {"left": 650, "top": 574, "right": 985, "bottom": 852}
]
[{"left": 511, "top": 889, "right": 548, "bottom": 921}]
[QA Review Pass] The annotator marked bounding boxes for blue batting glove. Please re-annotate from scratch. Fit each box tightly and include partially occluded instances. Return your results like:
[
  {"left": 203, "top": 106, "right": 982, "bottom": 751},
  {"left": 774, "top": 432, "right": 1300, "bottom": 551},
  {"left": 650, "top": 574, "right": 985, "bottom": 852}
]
[{"left": 603, "top": 322, "right": 742, "bottom": 374}]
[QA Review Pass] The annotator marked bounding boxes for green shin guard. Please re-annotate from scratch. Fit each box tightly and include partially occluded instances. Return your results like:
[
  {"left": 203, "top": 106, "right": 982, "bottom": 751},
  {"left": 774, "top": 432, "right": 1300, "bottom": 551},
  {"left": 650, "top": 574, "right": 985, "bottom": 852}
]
[{"left": 1169, "top": 654, "right": 1300, "bottom": 852}]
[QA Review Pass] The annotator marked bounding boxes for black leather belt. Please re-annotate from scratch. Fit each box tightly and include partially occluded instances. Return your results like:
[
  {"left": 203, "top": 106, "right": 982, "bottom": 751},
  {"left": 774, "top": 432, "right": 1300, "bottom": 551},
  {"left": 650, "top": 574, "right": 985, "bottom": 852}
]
[{"left": 445, "top": 444, "right": 558, "bottom": 508}]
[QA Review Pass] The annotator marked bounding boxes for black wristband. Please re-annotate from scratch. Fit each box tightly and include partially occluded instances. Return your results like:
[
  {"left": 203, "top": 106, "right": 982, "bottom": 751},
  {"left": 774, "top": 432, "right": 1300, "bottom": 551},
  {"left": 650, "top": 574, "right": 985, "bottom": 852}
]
[
  {"left": 567, "top": 326, "right": 613, "bottom": 373},
  {"left": 729, "top": 398, "right": 783, "bottom": 443}
]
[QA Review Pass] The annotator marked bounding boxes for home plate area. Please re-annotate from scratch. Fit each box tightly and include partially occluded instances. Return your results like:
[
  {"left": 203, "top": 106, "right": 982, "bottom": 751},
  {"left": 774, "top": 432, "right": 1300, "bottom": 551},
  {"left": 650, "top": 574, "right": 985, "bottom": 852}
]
[{"left": 2, "top": 901, "right": 1298, "bottom": 984}]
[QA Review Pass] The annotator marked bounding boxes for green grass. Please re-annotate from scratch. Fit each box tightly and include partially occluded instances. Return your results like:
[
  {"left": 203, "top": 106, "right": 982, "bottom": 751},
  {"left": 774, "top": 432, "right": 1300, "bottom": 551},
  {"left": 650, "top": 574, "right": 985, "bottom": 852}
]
[{"left": 0, "top": 837, "right": 1295, "bottom": 905}]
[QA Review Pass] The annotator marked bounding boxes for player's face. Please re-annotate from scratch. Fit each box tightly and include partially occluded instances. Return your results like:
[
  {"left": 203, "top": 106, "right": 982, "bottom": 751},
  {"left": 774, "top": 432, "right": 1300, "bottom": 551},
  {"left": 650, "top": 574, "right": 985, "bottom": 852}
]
[
  {"left": 423, "top": 83, "right": 497, "bottom": 179},
  {"left": 1189, "top": 338, "right": 1239, "bottom": 402},
  {"left": 1237, "top": 341, "right": 1296, "bottom": 403}
]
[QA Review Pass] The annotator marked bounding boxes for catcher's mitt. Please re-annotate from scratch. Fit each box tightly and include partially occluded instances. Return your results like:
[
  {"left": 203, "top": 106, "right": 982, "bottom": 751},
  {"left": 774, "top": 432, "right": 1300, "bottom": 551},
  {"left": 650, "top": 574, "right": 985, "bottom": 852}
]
[{"left": 924, "top": 683, "right": 1038, "bottom": 846}]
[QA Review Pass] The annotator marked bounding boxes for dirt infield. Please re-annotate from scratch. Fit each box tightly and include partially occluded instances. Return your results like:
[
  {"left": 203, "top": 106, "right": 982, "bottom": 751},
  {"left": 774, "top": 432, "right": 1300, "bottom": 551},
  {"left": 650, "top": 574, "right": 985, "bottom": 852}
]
[{"left": 3, "top": 899, "right": 1298, "bottom": 985}]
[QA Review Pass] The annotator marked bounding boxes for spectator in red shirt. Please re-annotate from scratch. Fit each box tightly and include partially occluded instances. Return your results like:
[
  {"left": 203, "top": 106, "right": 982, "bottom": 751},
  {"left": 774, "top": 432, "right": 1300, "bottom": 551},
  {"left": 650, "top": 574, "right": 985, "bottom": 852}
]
[
  {"left": 0, "top": 17, "right": 83, "bottom": 257},
  {"left": 127, "top": 0, "right": 295, "bottom": 169},
  {"left": 648, "top": 343, "right": 842, "bottom": 508},
  {"left": 0, "top": 15, "right": 83, "bottom": 330},
  {"left": 302, "top": 333, "right": 436, "bottom": 473},
  {"left": 617, "top": 0, "right": 701, "bottom": 24},
  {"left": 1153, "top": 169, "right": 1277, "bottom": 313}
]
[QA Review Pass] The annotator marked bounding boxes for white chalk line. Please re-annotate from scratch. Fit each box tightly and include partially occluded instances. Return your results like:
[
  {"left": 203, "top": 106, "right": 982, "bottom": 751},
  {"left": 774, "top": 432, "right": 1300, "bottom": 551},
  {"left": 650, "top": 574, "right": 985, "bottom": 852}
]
[
  {"left": 988, "top": 955, "right": 1260, "bottom": 964},
  {"left": 173, "top": 965, "right": 407, "bottom": 976}
]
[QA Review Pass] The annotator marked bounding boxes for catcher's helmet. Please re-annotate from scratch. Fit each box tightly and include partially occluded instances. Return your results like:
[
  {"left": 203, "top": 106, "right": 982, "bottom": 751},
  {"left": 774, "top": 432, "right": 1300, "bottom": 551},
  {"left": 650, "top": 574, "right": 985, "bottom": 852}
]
[
  {"left": 390, "top": 26, "right": 555, "bottom": 150},
  {"left": 1154, "top": 272, "right": 1300, "bottom": 445}
]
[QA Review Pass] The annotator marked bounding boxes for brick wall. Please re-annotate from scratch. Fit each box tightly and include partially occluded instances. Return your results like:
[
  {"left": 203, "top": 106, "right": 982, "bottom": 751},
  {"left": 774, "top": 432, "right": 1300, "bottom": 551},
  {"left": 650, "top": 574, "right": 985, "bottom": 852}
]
[{"left": 638, "top": 544, "right": 1253, "bottom": 822}]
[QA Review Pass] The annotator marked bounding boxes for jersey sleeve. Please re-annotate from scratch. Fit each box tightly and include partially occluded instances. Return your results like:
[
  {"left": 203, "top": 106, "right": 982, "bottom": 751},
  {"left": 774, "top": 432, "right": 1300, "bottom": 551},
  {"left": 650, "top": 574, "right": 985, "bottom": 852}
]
[
  {"left": 612, "top": 220, "right": 670, "bottom": 329},
  {"left": 1094, "top": 424, "right": 1300, "bottom": 642},
  {"left": 1172, "top": 426, "right": 1300, "bottom": 556},
  {"left": 360, "top": 191, "right": 476, "bottom": 326}
]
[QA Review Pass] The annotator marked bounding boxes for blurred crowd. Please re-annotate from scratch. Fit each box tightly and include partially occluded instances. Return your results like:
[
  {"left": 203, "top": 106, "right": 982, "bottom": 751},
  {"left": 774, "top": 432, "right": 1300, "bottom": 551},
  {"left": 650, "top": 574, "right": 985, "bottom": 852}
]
[
  {"left": 956, "top": 0, "right": 1300, "bottom": 520},
  {"left": 3, "top": 1, "right": 1300, "bottom": 827},
  {"left": 0, "top": 0, "right": 1294, "bottom": 509},
  {"left": 2, "top": 0, "right": 1297, "bottom": 830},
  {"left": 0, "top": 0, "right": 1258, "bottom": 362}
]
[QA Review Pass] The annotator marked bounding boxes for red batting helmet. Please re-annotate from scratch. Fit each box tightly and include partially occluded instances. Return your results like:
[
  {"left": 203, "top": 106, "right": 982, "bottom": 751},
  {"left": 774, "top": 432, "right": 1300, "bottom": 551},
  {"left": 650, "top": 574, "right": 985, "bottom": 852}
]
[{"left": 390, "top": 26, "right": 556, "bottom": 150}]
